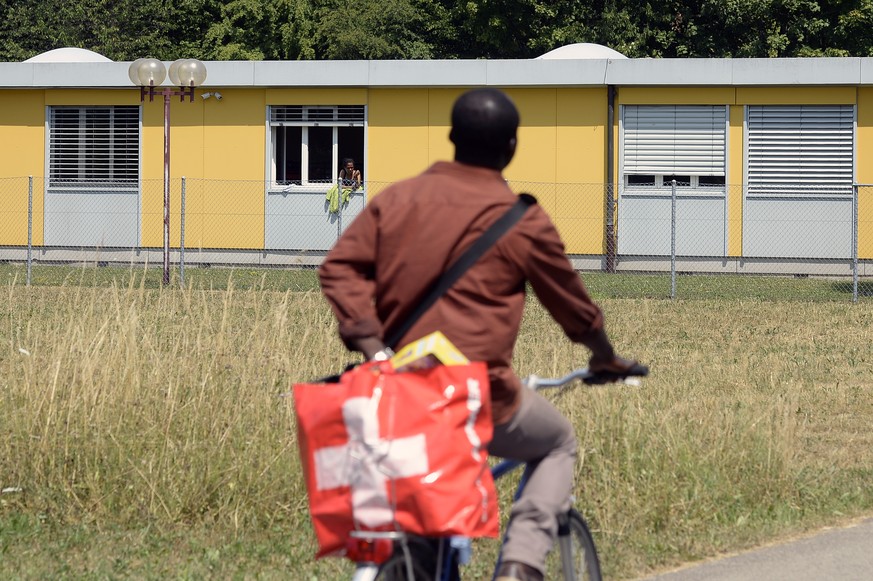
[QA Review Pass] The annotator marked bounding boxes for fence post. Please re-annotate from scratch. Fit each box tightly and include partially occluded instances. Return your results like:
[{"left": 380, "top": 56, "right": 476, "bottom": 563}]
[
  {"left": 336, "top": 176, "right": 343, "bottom": 243},
  {"left": 605, "top": 86, "right": 617, "bottom": 274},
  {"left": 605, "top": 184, "right": 617, "bottom": 274},
  {"left": 180, "top": 176, "right": 186, "bottom": 289},
  {"left": 671, "top": 179, "right": 677, "bottom": 300},
  {"left": 853, "top": 183, "right": 859, "bottom": 303},
  {"left": 27, "top": 176, "right": 33, "bottom": 287}
]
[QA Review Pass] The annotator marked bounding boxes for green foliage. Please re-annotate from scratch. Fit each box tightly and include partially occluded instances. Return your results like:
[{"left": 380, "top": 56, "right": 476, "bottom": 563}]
[
  {"left": 312, "top": 0, "right": 435, "bottom": 58},
  {"left": 0, "top": 0, "right": 221, "bottom": 61},
  {"left": 1, "top": 0, "right": 873, "bottom": 62},
  {"left": 203, "top": 0, "right": 316, "bottom": 60}
]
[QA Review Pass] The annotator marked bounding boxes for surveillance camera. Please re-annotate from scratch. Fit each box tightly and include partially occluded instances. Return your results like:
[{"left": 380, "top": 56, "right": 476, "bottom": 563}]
[
  {"left": 200, "top": 92, "right": 212, "bottom": 100},
  {"left": 214, "top": 92, "right": 223, "bottom": 101}
]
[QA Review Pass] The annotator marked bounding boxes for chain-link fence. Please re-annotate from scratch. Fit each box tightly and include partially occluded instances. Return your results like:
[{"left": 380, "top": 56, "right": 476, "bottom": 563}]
[{"left": 1, "top": 176, "right": 870, "bottom": 301}]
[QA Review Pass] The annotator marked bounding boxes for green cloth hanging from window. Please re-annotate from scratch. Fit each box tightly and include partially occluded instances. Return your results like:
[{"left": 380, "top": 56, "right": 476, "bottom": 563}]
[{"left": 326, "top": 184, "right": 353, "bottom": 214}]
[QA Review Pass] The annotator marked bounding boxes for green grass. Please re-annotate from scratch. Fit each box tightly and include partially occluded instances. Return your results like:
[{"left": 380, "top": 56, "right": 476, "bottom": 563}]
[
  {"left": 1, "top": 262, "right": 870, "bottom": 301},
  {"left": 0, "top": 263, "right": 322, "bottom": 292},
  {"left": 582, "top": 271, "right": 870, "bottom": 301},
  {"left": 1, "top": 272, "right": 873, "bottom": 580}
]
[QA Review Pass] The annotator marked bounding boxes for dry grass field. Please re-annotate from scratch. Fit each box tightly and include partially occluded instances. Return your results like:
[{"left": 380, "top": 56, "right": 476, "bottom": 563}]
[{"left": 1, "top": 266, "right": 872, "bottom": 579}]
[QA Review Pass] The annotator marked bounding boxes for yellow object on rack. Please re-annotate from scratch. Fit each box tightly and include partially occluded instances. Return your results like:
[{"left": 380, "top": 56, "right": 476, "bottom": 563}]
[{"left": 390, "top": 331, "right": 469, "bottom": 372}]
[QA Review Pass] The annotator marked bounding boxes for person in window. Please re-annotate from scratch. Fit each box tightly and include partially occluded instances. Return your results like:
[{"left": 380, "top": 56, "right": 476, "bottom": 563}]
[
  {"left": 339, "top": 158, "right": 362, "bottom": 189},
  {"left": 319, "top": 88, "right": 645, "bottom": 581}
]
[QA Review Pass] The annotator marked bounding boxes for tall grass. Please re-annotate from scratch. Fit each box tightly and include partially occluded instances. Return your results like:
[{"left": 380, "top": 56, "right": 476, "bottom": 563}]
[{"left": 1, "top": 273, "right": 872, "bottom": 579}]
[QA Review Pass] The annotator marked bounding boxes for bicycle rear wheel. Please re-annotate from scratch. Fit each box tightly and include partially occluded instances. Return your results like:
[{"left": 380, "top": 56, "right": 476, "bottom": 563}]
[
  {"left": 543, "top": 509, "right": 602, "bottom": 581},
  {"left": 374, "top": 536, "right": 440, "bottom": 581}
]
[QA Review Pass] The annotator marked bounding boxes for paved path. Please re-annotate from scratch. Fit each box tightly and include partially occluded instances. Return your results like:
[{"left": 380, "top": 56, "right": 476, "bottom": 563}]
[{"left": 636, "top": 517, "right": 873, "bottom": 581}]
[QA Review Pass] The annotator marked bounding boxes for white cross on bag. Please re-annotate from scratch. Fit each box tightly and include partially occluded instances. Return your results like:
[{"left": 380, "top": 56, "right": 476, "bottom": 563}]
[{"left": 313, "top": 391, "right": 429, "bottom": 528}]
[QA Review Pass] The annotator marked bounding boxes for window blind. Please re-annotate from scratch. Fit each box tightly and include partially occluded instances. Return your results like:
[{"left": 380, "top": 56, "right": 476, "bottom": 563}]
[
  {"left": 623, "top": 105, "right": 727, "bottom": 176},
  {"left": 49, "top": 106, "right": 139, "bottom": 188},
  {"left": 747, "top": 105, "right": 854, "bottom": 198}
]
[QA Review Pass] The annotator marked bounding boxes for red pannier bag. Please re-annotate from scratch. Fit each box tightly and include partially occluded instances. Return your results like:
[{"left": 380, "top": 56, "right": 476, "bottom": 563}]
[{"left": 293, "top": 360, "right": 499, "bottom": 558}]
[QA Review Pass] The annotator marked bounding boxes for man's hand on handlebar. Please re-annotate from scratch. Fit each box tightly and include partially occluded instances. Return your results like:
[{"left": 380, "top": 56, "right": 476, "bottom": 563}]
[
  {"left": 580, "top": 327, "right": 648, "bottom": 383},
  {"left": 587, "top": 354, "right": 649, "bottom": 384}
]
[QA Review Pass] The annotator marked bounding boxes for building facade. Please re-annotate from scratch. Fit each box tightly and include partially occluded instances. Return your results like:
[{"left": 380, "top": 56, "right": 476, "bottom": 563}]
[{"left": 1, "top": 50, "right": 871, "bottom": 271}]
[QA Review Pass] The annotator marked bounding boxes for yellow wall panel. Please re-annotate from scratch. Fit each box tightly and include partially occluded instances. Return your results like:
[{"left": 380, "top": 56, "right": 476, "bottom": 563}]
[
  {"left": 140, "top": 179, "right": 165, "bottom": 248},
  {"left": 426, "top": 122, "right": 453, "bottom": 166},
  {"left": 555, "top": 184, "right": 605, "bottom": 220},
  {"left": 140, "top": 98, "right": 205, "bottom": 246},
  {"left": 189, "top": 181, "right": 265, "bottom": 249},
  {"left": 368, "top": 89, "right": 430, "bottom": 185},
  {"left": 860, "top": 187, "right": 873, "bottom": 260},
  {"left": 368, "top": 126, "right": 430, "bottom": 185},
  {"left": 618, "top": 87, "right": 736, "bottom": 105},
  {"left": 143, "top": 179, "right": 266, "bottom": 250},
  {"left": 858, "top": 89, "right": 873, "bottom": 259},
  {"left": 727, "top": 106, "right": 744, "bottom": 257},
  {"left": 555, "top": 186, "right": 607, "bottom": 254},
  {"left": 0, "top": 91, "right": 45, "bottom": 244},
  {"left": 141, "top": 90, "right": 266, "bottom": 247},
  {"left": 427, "top": 89, "right": 464, "bottom": 167},
  {"left": 857, "top": 88, "right": 873, "bottom": 185},
  {"left": 558, "top": 89, "right": 609, "bottom": 253},
  {"left": 177, "top": 179, "right": 206, "bottom": 250},
  {"left": 736, "top": 87, "right": 856, "bottom": 105},
  {"left": 201, "top": 90, "right": 265, "bottom": 181},
  {"left": 45, "top": 89, "right": 142, "bottom": 106},
  {"left": 555, "top": 89, "right": 607, "bottom": 184},
  {"left": 368, "top": 87, "right": 608, "bottom": 254},
  {"left": 518, "top": 182, "right": 558, "bottom": 221},
  {"left": 503, "top": 89, "right": 556, "bottom": 184},
  {"left": 265, "top": 88, "right": 367, "bottom": 105},
  {"left": 507, "top": 124, "right": 556, "bottom": 184},
  {"left": 554, "top": 218, "right": 605, "bottom": 254}
]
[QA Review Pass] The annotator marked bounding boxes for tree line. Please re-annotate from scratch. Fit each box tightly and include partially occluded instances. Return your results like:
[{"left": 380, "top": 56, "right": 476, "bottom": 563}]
[{"left": 2, "top": 0, "right": 872, "bottom": 62}]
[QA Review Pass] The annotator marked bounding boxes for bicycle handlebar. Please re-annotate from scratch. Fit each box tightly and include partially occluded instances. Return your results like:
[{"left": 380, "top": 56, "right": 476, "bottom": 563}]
[{"left": 523, "top": 363, "right": 649, "bottom": 390}]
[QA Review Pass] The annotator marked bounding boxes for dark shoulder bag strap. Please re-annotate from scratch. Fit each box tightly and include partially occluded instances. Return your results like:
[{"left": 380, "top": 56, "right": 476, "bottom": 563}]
[
  {"left": 317, "top": 194, "right": 536, "bottom": 382},
  {"left": 384, "top": 193, "right": 536, "bottom": 350}
]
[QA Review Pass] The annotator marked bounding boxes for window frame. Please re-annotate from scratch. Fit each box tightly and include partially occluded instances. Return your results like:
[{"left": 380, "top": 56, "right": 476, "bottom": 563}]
[
  {"left": 47, "top": 105, "right": 140, "bottom": 191},
  {"left": 620, "top": 104, "right": 728, "bottom": 195},
  {"left": 744, "top": 104, "right": 855, "bottom": 200},
  {"left": 623, "top": 175, "right": 726, "bottom": 189},
  {"left": 267, "top": 105, "right": 366, "bottom": 191}
]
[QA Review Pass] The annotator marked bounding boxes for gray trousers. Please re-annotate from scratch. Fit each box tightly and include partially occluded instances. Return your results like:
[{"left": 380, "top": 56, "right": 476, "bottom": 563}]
[{"left": 488, "top": 387, "right": 578, "bottom": 573}]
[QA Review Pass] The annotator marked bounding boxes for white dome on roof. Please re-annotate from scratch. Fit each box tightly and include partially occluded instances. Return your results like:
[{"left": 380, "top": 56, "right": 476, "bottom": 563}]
[
  {"left": 537, "top": 43, "right": 627, "bottom": 60},
  {"left": 23, "top": 47, "right": 113, "bottom": 63}
]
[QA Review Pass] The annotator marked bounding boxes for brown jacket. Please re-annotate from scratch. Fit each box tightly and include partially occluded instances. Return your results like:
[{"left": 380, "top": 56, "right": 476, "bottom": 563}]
[{"left": 319, "top": 161, "right": 604, "bottom": 423}]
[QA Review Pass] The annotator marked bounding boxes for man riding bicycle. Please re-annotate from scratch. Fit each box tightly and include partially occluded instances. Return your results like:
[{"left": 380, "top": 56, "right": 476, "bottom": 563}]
[{"left": 319, "top": 88, "right": 642, "bottom": 581}]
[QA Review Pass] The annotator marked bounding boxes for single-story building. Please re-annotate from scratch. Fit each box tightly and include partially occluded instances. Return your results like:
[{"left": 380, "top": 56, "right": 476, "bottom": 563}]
[{"left": 1, "top": 44, "right": 871, "bottom": 274}]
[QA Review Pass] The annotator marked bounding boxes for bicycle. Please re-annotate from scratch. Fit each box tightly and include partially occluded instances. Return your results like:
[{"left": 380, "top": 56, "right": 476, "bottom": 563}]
[{"left": 344, "top": 365, "right": 647, "bottom": 581}]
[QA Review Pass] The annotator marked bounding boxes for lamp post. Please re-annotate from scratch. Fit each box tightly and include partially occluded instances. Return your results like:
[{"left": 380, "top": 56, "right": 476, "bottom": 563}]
[{"left": 128, "top": 58, "right": 207, "bottom": 286}]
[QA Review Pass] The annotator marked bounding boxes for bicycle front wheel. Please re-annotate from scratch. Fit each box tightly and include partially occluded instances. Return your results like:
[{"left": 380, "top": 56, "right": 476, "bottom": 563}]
[{"left": 543, "top": 509, "right": 602, "bottom": 581}]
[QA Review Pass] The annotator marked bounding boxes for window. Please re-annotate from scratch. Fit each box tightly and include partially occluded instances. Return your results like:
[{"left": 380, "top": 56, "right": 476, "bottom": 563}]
[
  {"left": 746, "top": 105, "right": 854, "bottom": 198},
  {"left": 269, "top": 105, "right": 365, "bottom": 187},
  {"left": 49, "top": 106, "right": 139, "bottom": 189},
  {"left": 624, "top": 175, "right": 725, "bottom": 188},
  {"left": 622, "top": 105, "right": 727, "bottom": 191}
]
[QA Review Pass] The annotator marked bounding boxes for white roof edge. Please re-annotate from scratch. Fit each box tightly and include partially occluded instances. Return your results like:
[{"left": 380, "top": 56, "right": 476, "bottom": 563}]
[{"left": 1, "top": 58, "right": 872, "bottom": 88}]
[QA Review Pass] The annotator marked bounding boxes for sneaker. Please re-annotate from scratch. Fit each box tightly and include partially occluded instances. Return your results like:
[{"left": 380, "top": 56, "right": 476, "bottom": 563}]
[{"left": 495, "top": 560, "right": 544, "bottom": 581}]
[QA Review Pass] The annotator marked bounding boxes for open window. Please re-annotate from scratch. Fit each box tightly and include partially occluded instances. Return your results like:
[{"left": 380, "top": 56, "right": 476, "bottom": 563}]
[{"left": 269, "top": 105, "right": 365, "bottom": 189}]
